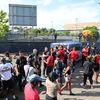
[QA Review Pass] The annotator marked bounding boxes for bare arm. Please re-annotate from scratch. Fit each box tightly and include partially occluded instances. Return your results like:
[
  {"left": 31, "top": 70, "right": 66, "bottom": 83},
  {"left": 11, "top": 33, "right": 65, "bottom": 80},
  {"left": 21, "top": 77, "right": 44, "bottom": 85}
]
[
  {"left": 64, "top": 66, "right": 70, "bottom": 76},
  {"left": 54, "top": 60, "right": 58, "bottom": 68}
]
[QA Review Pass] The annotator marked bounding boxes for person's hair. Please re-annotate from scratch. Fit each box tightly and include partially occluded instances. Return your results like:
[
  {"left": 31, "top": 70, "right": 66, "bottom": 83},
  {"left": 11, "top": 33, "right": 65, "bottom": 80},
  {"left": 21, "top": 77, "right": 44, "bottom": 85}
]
[
  {"left": 5, "top": 51, "right": 10, "bottom": 57},
  {"left": 67, "top": 61, "right": 72, "bottom": 66},
  {"left": 1, "top": 57, "right": 6, "bottom": 64},
  {"left": 33, "top": 49, "right": 37, "bottom": 55},
  {"left": 48, "top": 72, "right": 58, "bottom": 82},
  {"left": 48, "top": 51, "right": 52, "bottom": 55},
  {"left": 57, "top": 54, "right": 61, "bottom": 59},
  {"left": 30, "top": 80, "right": 38, "bottom": 88}
]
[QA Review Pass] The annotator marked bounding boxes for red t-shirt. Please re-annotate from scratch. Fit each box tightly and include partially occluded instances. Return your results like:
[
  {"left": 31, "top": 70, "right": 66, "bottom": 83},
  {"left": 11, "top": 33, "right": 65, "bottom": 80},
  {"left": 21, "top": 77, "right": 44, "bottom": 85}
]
[
  {"left": 95, "top": 55, "right": 100, "bottom": 64},
  {"left": 82, "top": 48, "right": 89, "bottom": 57},
  {"left": 24, "top": 83, "right": 40, "bottom": 100},
  {"left": 69, "top": 50, "right": 78, "bottom": 60},
  {"left": 47, "top": 55, "right": 54, "bottom": 67},
  {"left": 58, "top": 49, "right": 65, "bottom": 61}
]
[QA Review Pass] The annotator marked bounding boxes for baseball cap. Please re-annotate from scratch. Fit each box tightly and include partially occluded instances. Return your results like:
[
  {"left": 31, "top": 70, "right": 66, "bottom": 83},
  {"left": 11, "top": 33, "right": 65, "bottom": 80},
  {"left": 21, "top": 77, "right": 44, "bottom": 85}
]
[{"left": 29, "top": 74, "right": 43, "bottom": 83}]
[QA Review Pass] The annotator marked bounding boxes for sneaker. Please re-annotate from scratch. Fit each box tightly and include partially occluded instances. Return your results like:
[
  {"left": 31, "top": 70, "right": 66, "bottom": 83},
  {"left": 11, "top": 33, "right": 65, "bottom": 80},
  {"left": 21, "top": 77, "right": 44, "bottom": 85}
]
[{"left": 58, "top": 91, "right": 62, "bottom": 95}]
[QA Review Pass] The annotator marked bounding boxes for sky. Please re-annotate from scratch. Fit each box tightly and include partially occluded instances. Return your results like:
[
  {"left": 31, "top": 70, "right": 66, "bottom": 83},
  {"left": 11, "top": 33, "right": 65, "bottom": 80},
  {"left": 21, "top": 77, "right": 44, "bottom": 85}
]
[{"left": 0, "top": 0, "right": 100, "bottom": 30}]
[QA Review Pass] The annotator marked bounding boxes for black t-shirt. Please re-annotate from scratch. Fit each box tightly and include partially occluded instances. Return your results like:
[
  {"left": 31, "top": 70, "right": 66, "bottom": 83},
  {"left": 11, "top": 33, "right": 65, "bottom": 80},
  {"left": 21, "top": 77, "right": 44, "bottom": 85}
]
[{"left": 16, "top": 56, "right": 27, "bottom": 74}]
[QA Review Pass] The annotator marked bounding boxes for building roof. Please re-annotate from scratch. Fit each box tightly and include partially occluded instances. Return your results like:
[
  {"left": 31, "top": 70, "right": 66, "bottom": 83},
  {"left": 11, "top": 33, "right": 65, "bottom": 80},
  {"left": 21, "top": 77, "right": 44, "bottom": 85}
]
[{"left": 64, "top": 22, "right": 100, "bottom": 30}]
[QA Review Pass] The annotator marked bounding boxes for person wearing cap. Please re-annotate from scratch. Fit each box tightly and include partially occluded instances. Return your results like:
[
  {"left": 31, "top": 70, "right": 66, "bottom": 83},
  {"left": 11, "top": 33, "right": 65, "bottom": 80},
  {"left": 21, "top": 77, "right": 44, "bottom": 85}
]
[
  {"left": 24, "top": 74, "right": 43, "bottom": 100},
  {"left": 45, "top": 72, "right": 60, "bottom": 100},
  {"left": 5, "top": 51, "right": 12, "bottom": 63},
  {"left": 0, "top": 57, "right": 17, "bottom": 100}
]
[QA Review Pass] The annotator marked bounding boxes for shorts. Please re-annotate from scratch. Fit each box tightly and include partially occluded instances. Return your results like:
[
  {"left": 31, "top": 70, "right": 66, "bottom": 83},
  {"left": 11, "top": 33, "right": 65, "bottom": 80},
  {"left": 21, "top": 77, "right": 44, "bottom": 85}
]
[
  {"left": 94, "top": 64, "right": 99, "bottom": 72},
  {"left": 65, "top": 74, "right": 71, "bottom": 82},
  {"left": 45, "top": 94, "right": 57, "bottom": 100}
]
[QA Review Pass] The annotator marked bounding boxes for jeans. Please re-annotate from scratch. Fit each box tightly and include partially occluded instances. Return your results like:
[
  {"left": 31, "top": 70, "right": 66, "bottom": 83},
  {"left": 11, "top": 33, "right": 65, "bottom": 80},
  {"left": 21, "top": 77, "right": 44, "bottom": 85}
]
[
  {"left": 43, "top": 63, "right": 47, "bottom": 76},
  {"left": 46, "top": 67, "right": 53, "bottom": 76},
  {"left": 56, "top": 69, "right": 63, "bottom": 84},
  {"left": 83, "top": 73, "right": 93, "bottom": 85}
]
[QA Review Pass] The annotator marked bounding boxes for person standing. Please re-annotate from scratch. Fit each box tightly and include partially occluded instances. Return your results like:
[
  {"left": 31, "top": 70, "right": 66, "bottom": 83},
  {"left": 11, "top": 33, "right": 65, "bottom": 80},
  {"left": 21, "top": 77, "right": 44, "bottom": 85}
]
[
  {"left": 45, "top": 72, "right": 59, "bottom": 100},
  {"left": 69, "top": 48, "right": 78, "bottom": 73},
  {"left": 24, "top": 74, "right": 43, "bottom": 100},
  {"left": 82, "top": 46, "right": 90, "bottom": 65},
  {"left": 83, "top": 56, "right": 94, "bottom": 88},
  {"left": 0, "top": 58, "right": 17, "bottom": 100},
  {"left": 5, "top": 51, "right": 12, "bottom": 63},
  {"left": 42, "top": 47, "right": 49, "bottom": 77},
  {"left": 54, "top": 55, "right": 64, "bottom": 86},
  {"left": 44, "top": 51, "right": 54, "bottom": 76},
  {"left": 93, "top": 52, "right": 100, "bottom": 83},
  {"left": 59, "top": 62, "right": 74, "bottom": 95},
  {"left": 16, "top": 51, "right": 27, "bottom": 91}
]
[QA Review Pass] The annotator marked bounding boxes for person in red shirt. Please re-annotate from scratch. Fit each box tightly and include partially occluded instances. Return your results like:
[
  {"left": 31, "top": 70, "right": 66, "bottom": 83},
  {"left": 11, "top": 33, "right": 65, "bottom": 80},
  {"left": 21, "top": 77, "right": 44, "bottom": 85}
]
[
  {"left": 93, "top": 52, "right": 100, "bottom": 83},
  {"left": 69, "top": 48, "right": 78, "bottom": 73},
  {"left": 24, "top": 74, "right": 43, "bottom": 100},
  {"left": 69, "top": 48, "right": 78, "bottom": 61},
  {"left": 58, "top": 45, "right": 65, "bottom": 61},
  {"left": 82, "top": 46, "right": 90, "bottom": 65},
  {"left": 44, "top": 51, "right": 54, "bottom": 76}
]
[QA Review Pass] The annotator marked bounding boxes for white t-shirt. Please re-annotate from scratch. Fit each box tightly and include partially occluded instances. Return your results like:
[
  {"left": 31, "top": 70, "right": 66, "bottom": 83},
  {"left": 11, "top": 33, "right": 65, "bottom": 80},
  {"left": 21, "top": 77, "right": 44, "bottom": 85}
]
[
  {"left": 24, "top": 64, "right": 37, "bottom": 81},
  {"left": 0, "top": 63, "right": 13, "bottom": 81},
  {"left": 46, "top": 78, "right": 59, "bottom": 97}
]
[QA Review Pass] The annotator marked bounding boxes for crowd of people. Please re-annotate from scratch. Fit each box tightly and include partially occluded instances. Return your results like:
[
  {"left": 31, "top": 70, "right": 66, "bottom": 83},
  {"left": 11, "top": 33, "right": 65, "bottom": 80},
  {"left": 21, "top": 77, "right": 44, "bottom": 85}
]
[{"left": 0, "top": 42, "right": 100, "bottom": 100}]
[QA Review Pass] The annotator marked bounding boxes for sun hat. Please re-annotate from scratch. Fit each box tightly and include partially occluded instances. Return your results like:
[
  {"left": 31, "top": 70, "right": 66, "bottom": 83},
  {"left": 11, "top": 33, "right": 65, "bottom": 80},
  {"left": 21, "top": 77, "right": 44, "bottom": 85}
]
[{"left": 29, "top": 74, "right": 43, "bottom": 83}]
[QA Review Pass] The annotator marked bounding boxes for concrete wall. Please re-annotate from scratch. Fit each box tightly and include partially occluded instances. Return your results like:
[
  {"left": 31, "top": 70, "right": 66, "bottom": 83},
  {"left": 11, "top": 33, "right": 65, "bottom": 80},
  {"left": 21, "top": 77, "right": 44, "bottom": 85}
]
[{"left": 0, "top": 42, "right": 100, "bottom": 53}]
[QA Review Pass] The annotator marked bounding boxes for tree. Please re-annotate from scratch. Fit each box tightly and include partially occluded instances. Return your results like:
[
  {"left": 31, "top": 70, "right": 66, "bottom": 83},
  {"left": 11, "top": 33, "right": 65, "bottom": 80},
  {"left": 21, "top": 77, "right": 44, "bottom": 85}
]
[
  {"left": 64, "top": 31, "right": 70, "bottom": 36},
  {"left": 82, "top": 26, "right": 99, "bottom": 42},
  {"left": 40, "top": 28, "right": 48, "bottom": 35},
  {"left": 48, "top": 28, "right": 56, "bottom": 35},
  {"left": 0, "top": 10, "right": 9, "bottom": 40}
]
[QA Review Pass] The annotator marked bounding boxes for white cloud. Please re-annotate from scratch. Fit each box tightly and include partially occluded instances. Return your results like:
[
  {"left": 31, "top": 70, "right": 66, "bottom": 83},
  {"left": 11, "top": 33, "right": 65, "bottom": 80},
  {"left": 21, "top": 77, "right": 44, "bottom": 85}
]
[
  {"left": 37, "top": 3, "right": 99, "bottom": 29},
  {"left": 70, "top": 0, "right": 95, "bottom": 7},
  {"left": 37, "top": 0, "right": 53, "bottom": 6},
  {"left": 0, "top": 0, "right": 99, "bottom": 30},
  {"left": 0, "top": 0, "right": 28, "bottom": 12},
  {"left": 58, "top": 0, "right": 65, "bottom": 3}
]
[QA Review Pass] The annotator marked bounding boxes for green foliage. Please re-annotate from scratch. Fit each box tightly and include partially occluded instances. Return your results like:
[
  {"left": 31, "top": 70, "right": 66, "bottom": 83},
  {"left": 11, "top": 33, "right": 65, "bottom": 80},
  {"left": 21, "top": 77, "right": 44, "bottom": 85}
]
[
  {"left": 24, "top": 27, "right": 57, "bottom": 36},
  {"left": 83, "top": 26, "right": 99, "bottom": 42},
  {"left": 64, "top": 31, "right": 70, "bottom": 36},
  {"left": 48, "top": 28, "right": 56, "bottom": 35},
  {"left": 0, "top": 10, "right": 9, "bottom": 40}
]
